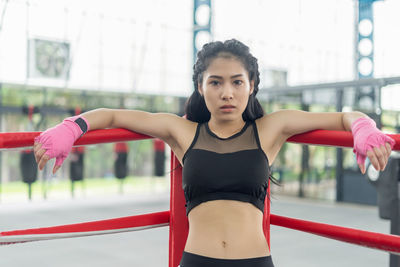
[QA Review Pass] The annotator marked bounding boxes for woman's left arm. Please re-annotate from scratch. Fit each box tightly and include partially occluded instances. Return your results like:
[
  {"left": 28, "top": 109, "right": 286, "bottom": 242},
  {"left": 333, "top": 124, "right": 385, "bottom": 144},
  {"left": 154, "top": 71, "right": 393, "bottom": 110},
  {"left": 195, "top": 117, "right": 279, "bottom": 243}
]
[{"left": 272, "top": 109, "right": 396, "bottom": 174}]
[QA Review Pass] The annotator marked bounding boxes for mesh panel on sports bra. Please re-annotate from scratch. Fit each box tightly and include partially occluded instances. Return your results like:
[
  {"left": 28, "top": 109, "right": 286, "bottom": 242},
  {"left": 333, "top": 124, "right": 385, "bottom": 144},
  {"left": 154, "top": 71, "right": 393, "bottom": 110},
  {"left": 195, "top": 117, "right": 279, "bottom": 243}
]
[
  {"left": 191, "top": 121, "right": 258, "bottom": 153},
  {"left": 182, "top": 120, "right": 270, "bottom": 216}
]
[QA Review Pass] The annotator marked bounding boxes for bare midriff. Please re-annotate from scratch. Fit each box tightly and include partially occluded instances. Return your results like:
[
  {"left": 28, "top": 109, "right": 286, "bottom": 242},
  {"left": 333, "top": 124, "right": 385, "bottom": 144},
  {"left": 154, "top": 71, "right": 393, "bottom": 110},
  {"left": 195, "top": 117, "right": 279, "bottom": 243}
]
[{"left": 183, "top": 199, "right": 270, "bottom": 259}]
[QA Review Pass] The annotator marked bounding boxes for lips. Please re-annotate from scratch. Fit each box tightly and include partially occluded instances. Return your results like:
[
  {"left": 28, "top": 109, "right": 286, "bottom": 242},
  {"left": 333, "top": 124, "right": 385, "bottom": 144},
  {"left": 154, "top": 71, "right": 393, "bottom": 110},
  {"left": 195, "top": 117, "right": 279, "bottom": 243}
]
[{"left": 220, "top": 105, "right": 235, "bottom": 109}]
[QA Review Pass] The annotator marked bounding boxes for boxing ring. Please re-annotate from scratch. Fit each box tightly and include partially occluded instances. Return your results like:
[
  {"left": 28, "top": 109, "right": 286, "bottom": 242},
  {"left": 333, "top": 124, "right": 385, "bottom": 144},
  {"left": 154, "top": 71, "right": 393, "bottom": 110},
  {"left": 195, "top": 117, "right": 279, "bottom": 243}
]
[{"left": 0, "top": 129, "right": 399, "bottom": 266}]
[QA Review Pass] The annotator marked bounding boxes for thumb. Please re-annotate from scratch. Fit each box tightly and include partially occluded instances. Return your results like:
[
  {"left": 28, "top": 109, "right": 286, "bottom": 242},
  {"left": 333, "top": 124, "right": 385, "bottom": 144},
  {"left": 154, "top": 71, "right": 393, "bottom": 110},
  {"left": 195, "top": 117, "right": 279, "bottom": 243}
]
[
  {"left": 356, "top": 153, "right": 366, "bottom": 174},
  {"left": 53, "top": 155, "right": 66, "bottom": 174},
  {"left": 358, "top": 163, "right": 366, "bottom": 174},
  {"left": 384, "top": 135, "right": 396, "bottom": 148},
  {"left": 52, "top": 165, "right": 61, "bottom": 174}
]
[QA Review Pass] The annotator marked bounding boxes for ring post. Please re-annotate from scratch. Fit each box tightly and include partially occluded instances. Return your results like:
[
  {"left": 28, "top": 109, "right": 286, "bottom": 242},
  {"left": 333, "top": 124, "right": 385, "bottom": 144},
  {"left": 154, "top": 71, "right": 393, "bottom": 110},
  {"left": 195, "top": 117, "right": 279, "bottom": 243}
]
[
  {"left": 169, "top": 152, "right": 189, "bottom": 267},
  {"left": 167, "top": 151, "right": 271, "bottom": 266}
]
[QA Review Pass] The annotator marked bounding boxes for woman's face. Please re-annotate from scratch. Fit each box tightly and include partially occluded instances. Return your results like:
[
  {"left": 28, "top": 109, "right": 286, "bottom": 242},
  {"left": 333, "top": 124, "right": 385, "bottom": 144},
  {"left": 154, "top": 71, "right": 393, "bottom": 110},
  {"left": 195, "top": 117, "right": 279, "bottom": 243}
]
[{"left": 198, "top": 56, "right": 254, "bottom": 122}]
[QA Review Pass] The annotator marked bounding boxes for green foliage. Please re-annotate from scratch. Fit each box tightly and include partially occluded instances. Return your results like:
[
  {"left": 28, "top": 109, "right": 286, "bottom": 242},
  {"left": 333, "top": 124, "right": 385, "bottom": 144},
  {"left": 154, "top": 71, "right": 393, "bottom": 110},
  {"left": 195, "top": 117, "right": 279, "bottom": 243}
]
[{"left": 0, "top": 176, "right": 169, "bottom": 199}]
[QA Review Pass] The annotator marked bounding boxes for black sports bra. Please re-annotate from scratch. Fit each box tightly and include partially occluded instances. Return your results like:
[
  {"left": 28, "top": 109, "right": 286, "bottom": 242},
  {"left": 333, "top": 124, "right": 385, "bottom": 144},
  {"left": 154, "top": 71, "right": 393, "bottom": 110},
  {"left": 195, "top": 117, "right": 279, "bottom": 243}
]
[{"left": 182, "top": 120, "right": 271, "bottom": 216}]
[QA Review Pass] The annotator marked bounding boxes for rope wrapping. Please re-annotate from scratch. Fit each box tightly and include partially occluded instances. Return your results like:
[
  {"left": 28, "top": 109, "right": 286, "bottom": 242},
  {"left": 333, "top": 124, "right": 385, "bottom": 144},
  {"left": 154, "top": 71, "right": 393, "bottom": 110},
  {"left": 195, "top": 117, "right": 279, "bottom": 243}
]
[
  {"left": 270, "top": 214, "right": 400, "bottom": 255},
  {"left": 0, "top": 211, "right": 170, "bottom": 245}
]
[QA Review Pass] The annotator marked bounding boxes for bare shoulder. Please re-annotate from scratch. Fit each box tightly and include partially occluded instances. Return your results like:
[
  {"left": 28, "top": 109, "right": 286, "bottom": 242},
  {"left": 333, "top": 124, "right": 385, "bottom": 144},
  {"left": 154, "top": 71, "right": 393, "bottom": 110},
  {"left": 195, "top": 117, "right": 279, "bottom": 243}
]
[
  {"left": 254, "top": 109, "right": 345, "bottom": 163},
  {"left": 111, "top": 110, "right": 196, "bottom": 155},
  {"left": 155, "top": 113, "right": 197, "bottom": 139},
  {"left": 255, "top": 110, "right": 287, "bottom": 137},
  {"left": 109, "top": 110, "right": 197, "bottom": 164},
  {"left": 254, "top": 111, "right": 290, "bottom": 165},
  {"left": 164, "top": 114, "right": 199, "bottom": 165},
  {"left": 137, "top": 113, "right": 198, "bottom": 165}
]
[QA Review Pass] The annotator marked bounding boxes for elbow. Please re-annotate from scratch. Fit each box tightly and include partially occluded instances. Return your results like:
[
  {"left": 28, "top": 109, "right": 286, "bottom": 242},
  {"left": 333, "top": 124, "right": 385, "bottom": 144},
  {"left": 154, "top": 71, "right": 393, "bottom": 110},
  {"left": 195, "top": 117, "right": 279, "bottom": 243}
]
[
  {"left": 96, "top": 108, "right": 115, "bottom": 128},
  {"left": 106, "top": 108, "right": 116, "bottom": 128}
]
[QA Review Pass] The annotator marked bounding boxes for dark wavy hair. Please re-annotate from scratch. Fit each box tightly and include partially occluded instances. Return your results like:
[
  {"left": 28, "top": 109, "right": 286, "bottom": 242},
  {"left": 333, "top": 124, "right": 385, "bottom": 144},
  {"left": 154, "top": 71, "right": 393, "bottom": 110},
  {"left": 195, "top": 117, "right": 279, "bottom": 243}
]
[{"left": 184, "top": 39, "right": 264, "bottom": 123}]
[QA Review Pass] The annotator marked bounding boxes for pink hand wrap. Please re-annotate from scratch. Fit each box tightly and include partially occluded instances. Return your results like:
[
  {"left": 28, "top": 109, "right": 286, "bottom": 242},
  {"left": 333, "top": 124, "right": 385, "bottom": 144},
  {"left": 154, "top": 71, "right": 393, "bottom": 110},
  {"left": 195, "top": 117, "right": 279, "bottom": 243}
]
[
  {"left": 34, "top": 115, "right": 90, "bottom": 167},
  {"left": 351, "top": 117, "right": 396, "bottom": 166}
]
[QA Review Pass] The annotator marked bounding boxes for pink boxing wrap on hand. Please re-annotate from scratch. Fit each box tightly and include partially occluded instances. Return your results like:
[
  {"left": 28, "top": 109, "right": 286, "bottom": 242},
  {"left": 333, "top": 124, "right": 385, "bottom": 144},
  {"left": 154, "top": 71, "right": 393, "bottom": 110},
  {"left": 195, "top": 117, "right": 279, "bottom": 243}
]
[
  {"left": 351, "top": 117, "right": 396, "bottom": 166},
  {"left": 34, "top": 115, "right": 90, "bottom": 167}
]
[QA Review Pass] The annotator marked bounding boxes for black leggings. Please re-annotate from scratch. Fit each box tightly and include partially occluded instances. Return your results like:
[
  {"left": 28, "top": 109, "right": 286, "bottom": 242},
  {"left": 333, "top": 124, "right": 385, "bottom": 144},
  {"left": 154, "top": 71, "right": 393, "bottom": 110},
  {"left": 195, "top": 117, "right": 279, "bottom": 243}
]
[{"left": 179, "top": 251, "right": 275, "bottom": 267}]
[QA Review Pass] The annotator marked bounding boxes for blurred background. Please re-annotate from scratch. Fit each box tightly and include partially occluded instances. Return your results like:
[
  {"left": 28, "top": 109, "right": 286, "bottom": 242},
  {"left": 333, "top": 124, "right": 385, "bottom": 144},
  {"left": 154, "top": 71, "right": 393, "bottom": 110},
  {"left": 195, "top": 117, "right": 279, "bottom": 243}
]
[
  {"left": 0, "top": 0, "right": 400, "bottom": 266},
  {"left": 0, "top": 0, "right": 399, "bottom": 203}
]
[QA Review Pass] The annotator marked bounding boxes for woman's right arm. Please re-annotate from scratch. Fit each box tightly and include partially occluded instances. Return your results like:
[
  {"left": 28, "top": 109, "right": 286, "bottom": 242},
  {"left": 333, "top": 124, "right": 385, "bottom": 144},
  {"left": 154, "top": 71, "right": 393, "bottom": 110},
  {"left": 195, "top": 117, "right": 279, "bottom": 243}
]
[
  {"left": 81, "top": 108, "right": 182, "bottom": 143},
  {"left": 34, "top": 108, "right": 187, "bottom": 173}
]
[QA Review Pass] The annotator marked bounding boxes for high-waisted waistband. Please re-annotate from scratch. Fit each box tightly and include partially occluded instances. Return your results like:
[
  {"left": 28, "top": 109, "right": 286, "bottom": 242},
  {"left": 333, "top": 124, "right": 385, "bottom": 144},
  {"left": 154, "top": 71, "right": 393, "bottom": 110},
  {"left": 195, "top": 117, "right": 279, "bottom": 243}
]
[{"left": 179, "top": 251, "right": 275, "bottom": 267}]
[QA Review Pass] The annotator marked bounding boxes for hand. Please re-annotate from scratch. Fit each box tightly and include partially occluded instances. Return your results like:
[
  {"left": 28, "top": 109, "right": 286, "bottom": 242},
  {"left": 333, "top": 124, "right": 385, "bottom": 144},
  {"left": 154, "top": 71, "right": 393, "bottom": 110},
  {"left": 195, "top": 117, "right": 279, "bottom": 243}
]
[
  {"left": 357, "top": 142, "right": 392, "bottom": 174},
  {"left": 351, "top": 117, "right": 396, "bottom": 174},
  {"left": 33, "top": 141, "right": 66, "bottom": 174},
  {"left": 33, "top": 116, "right": 88, "bottom": 174}
]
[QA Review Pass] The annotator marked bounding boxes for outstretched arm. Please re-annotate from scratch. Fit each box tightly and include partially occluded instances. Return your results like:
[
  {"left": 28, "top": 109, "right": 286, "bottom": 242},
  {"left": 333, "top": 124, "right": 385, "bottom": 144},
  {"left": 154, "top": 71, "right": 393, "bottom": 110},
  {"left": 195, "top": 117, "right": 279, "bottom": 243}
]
[
  {"left": 34, "top": 108, "right": 185, "bottom": 174},
  {"left": 81, "top": 108, "right": 181, "bottom": 142},
  {"left": 269, "top": 109, "right": 395, "bottom": 174},
  {"left": 272, "top": 109, "right": 366, "bottom": 136}
]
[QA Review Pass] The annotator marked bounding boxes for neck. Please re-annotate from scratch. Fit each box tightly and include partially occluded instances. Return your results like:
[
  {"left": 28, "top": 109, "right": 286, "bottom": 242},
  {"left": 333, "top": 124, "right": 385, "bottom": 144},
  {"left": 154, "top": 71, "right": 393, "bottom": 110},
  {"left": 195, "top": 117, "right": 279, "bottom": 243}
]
[{"left": 208, "top": 117, "right": 246, "bottom": 138}]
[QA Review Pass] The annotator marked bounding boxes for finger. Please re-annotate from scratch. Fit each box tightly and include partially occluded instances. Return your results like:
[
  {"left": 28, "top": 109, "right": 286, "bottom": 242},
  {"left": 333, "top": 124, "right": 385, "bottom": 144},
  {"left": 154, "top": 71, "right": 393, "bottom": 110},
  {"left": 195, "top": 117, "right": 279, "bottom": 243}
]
[
  {"left": 379, "top": 144, "right": 389, "bottom": 171},
  {"left": 379, "top": 143, "right": 388, "bottom": 158},
  {"left": 38, "top": 153, "right": 50, "bottom": 171},
  {"left": 33, "top": 142, "right": 40, "bottom": 151},
  {"left": 53, "top": 165, "right": 61, "bottom": 174},
  {"left": 385, "top": 135, "right": 396, "bottom": 148},
  {"left": 367, "top": 149, "right": 380, "bottom": 172},
  {"left": 54, "top": 155, "right": 66, "bottom": 168},
  {"left": 356, "top": 153, "right": 366, "bottom": 174},
  {"left": 33, "top": 142, "right": 42, "bottom": 157},
  {"left": 373, "top": 146, "right": 385, "bottom": 171},
  {"left": 33, "top": 136, "right": 41, "bottom": 145},
  {"left": 385, "top": 142, "right": 392, "bottom": 155},
  {"left": 358, "top": 162, "right": 366, "bottom": 174},
  {"left": 356, "top": 151, "right": 366, "bottom": 165},
  {"left": 35, "top": 148, "right": 47, "bottom": 163},
  {"left": 53, "top": 155, "right": 66, "bottom": 174},
  {"left": 35, "top": 148, "right": 48, "bottom": 164},
  {"left": 381, "top": 143, "right": 393, "bottom": 172}
]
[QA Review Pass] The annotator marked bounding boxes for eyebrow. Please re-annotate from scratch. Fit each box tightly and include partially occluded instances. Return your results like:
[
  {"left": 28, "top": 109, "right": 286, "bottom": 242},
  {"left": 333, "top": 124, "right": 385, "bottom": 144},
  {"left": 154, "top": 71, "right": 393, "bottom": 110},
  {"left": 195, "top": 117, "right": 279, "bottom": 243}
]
[{"left": 208, "top": 74, "right": 244, "bottom": 79}]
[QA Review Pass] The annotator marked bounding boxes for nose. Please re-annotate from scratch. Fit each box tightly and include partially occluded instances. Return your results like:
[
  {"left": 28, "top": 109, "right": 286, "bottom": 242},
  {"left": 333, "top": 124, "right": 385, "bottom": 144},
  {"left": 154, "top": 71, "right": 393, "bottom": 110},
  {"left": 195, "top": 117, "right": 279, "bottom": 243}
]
[{"left": 221, "top": 85, "right": 233, "bottom": 100}]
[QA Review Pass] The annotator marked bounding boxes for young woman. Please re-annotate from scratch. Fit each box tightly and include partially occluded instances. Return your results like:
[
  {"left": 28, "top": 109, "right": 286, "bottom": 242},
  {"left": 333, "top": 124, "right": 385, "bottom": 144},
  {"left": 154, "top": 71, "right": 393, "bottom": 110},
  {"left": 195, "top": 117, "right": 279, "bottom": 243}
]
[{"left": 33, "top": 39, "right": 395, "bottom": 267}]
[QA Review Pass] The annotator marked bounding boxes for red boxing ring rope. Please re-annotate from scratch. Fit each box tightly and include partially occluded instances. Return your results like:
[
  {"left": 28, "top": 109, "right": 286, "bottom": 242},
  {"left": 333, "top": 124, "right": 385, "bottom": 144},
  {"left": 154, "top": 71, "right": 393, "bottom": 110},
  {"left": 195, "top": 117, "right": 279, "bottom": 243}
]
[
  {"left": 0, "top": 128, "right": 400, "bottom": 150},
  {"left": 2, "top": 211, "right": 400, "bottom": 255},
  {"left": 0, "top": 128, "right": 399, "bottom": 266},
  {"left": 0, "top": 128, "right": 152, "bottom": 149},
  {"left": 0, "top": 211, "right": 170, "bottom": 245},
  {"left": 1, "top": 128, "right": 399, "bottom": 150}
]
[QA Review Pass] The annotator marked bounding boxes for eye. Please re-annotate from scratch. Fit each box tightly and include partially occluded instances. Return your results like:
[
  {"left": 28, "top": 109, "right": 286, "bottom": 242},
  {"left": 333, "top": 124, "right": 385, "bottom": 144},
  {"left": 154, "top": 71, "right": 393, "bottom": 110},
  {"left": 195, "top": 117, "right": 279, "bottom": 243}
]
[
  {"left": 209, "top": 80, "right": 220, "bottom": 86},
  {"left": 234, "top": 80, "right": 243, "bottom": 85}
]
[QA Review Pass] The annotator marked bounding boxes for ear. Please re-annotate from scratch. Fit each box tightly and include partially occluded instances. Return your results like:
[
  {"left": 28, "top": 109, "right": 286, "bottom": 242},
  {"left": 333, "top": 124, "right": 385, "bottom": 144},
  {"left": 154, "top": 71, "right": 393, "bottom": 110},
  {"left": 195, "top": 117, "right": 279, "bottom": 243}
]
[
  {"left": 198, "top": 82, "right": 204, "bottom": 96},
  {"left": 249, "top": 80, "right": 255, "bottom": 95}
]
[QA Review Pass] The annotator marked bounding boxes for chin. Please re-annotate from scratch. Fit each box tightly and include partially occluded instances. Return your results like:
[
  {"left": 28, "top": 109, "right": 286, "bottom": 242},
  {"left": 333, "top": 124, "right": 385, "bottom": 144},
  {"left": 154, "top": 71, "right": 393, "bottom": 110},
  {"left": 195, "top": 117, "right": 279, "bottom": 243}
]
[{"left": 217, "top": 113, "right": 241, "bottom": 121}]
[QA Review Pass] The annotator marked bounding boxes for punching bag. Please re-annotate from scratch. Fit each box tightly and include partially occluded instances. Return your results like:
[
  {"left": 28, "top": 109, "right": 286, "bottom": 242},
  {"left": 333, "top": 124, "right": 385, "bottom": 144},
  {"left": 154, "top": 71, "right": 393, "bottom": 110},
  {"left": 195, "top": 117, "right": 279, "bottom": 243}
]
[
  {"left": 114, "top": 142, "right": 128, "bottom": 179},
  {"left": 70, "top": 146, "right": 85, "bottom": 182},
  {"left": 154, "top": 138, "right": 165, "bottom": 177},
  {"left": 69, "top": 107, "right": 86, "bottom": 182},
  {"left": 20, "top": 150, "right": 38, "bottom": 184},
  {"left": 21, "top": 105, "right": 38, "bottom": 184}
]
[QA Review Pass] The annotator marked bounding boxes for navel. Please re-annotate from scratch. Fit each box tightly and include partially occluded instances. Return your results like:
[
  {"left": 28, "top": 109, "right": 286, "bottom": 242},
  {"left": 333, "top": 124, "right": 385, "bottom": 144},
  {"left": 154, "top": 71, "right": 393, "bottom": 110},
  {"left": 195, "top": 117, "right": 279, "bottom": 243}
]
[{"left": 222, "top": 241, "right": 227, "bottom": 248}]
